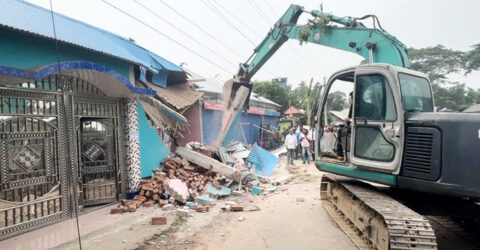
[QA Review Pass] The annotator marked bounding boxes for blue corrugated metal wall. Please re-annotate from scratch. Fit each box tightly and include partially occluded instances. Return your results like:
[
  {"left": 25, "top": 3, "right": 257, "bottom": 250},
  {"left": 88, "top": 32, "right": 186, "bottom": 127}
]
[{"left": 202, "top": 109, "right": 278, "bottom": 145}]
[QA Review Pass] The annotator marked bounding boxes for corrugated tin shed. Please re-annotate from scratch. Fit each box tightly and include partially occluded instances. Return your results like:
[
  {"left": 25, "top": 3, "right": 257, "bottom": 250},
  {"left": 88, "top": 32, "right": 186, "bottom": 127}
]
[
  {"left": 246, "top": 143, "right": 279, "bottom": 176},
  {"left": 0, "top": 0, "right": 181, "bottom": 73},
  {"left": 148, "top": 82, "right": 203, "bottom": 110}
]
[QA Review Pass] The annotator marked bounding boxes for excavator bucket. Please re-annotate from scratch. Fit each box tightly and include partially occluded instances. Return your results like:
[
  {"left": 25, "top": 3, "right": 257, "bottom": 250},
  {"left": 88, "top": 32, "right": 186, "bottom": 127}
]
[{"left": 223, "top": 79, "right": 253, "bottom": 110}]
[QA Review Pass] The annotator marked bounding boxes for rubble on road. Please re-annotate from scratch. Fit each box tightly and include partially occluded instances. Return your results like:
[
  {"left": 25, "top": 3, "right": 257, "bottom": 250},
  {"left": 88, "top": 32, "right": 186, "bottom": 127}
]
[{"left": 110, "top": 141, "right": 295, "bottom": 222}]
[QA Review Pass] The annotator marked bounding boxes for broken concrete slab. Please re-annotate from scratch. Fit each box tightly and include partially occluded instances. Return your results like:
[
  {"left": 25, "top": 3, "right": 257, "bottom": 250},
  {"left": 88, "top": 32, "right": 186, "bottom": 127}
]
[
  {"left": 251, "top": 186, "right": 262, "bottom": 195},
  {"left": 195, "top": 196, "right": 214, "bottom": 206},
  {"left": 165, "top": 179, "right": 189, "bottom": 203},
  {"left": 273, "top": 175, "right": 295, "bottom": 185},
  {"left": 162, "top": 204, "right": 174, "bottom": 211},
  {"left": 207, "top": 183, "right": 231, "bottom": 197},
  {"left": 176, "top": 147, "right": 241, "bottom": 180},
  {"left": 177, "top": 208, "right": 190, "bottom": 217}
]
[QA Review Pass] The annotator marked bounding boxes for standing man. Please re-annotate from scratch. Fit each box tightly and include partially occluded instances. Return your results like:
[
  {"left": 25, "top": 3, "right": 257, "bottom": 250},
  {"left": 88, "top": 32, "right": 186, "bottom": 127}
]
[
  {"left": 295, "top": 126, "right": 302, "bottom": 159},
  {"left": 285, "top": 128, "right": 297, "bottom": 166},
  {"left": 300, "top": 128, "right": 312, "bottom": 164}
]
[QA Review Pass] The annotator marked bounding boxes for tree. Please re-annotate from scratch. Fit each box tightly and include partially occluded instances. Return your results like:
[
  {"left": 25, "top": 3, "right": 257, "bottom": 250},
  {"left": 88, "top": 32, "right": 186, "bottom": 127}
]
[
  {"left": 326, "top": 91, "right": 348, "bottom": 111},
  {"left": 407, "top": 45, "right": 480, "bottom": 111},
  {"left": 408, "top": 45, "right": 464, "bottom": 82},
  {"left": 464, "top": 44, "right": 480, "bottom": 74},
  {"left": 252, "top": 80, "right": 290, "bottom": 112}
]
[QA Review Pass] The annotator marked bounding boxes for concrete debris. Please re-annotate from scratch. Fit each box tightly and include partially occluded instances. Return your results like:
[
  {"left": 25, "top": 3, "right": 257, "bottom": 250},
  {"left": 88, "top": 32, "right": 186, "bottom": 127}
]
[
  {"left": 177, "top": 208, "right": 190, "bottom": 217},
  {"left": 162, "top": 204, "right": 174, "bottom": 211},
  {"left": 251, "top": 186, "right": 262, "bottom": 195},
  {"left": 273, "top": 175, "right": 295, "bottom": 185},
  {"left": 166, "top": 179, "right": 189, "bottom": 203},
  {"left": 176, "top": 147, "right": 241, "bottom": 181},
  {"left": 296, "top": 197, "right": 305, "bottom": 202},
  {"left": 195, "top": 196, "right": 214, "bottom": 206},
  {"left": 207, "top": 183, "right": 232, "bottom": 197},
  {"left": 232, "top": 190, "right": 244, "bottom": 196},
  {"left": 238, "top": 217, "right": 245, "bottom": 222},
  {"left": 247, "top": 205, "right": 260, "bottom": 211}
]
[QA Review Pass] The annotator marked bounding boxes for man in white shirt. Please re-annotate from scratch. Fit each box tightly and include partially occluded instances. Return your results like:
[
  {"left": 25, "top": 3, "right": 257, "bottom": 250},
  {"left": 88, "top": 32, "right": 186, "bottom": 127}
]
[{"left": 285, "top": 128, "right": 297, "bottom": 166}]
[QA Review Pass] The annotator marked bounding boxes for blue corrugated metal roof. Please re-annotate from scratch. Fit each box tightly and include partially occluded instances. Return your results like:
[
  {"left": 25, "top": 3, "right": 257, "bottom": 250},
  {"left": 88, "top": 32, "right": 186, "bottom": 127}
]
[
  {"left": 246, "top": 143, "right": 279, "bottom": 176},
  {"left": 0, "top": 0, "right": 182, "bottom": 73}
]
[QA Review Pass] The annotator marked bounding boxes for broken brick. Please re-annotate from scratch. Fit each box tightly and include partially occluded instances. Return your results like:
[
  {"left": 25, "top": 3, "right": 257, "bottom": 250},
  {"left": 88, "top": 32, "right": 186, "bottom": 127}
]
[
  {"left": 140, "top": 179, "right": 151, "bottom": 185},
  {"left": 143, "top": 200, "right": 156, "bottom": 207},
  {"left": 128, "top": 204, "right": 137, "bottom": 212},
  {"left": 111, "top": 207, "right": 125, "bottom": 214},
  {"left": 121, "top": 199, "right": 128, "bottom": 207},
  {"left": 195, "top": 206, "right": 209, "bottom": 212},
  {"left": 151, "top": 216, "right": 167, "bottom": 225},
  {"left": 230, "top": 206, "right": 244, "bottom": 212}
]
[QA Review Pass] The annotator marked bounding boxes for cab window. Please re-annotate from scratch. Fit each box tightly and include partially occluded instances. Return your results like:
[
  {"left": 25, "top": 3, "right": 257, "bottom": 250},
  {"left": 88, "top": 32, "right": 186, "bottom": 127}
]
[{"left": 354, "top": 74, "right": 397, "bottom": 121}]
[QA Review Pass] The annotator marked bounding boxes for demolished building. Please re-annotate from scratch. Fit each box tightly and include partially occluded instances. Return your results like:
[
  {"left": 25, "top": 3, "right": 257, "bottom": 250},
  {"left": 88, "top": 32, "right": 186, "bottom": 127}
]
[{"left": 0, "top": 0, "right": 189, "bottom": 239}]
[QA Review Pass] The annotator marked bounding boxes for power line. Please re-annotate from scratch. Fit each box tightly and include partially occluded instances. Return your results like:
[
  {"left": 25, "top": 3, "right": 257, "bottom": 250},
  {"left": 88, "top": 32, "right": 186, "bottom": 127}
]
[
  {"left": 49, "top": 2, "right": 83, "bottom": 249},
  {"left": 102, "top": 0, "right": 233, "bottom": 75},
  {"left": 210, "top": 0, "right": 263, "bottom": 37},
  {"left": 200, "top": 0, "right": 256, "bottom": 46},
  {"left": 134, "top": 0, "right": 236, "bottom": 67},
  {"left": 258, "top": 1, "right": 320, "bottom": 75},
  {"left": 157, "top": 0, "right": 277, "bottom": 79},
  {"left": 157, "top": 0, "right": 246, "bottom": 60},
  {"left": 200, "top": 0, "right": 289, "bottom": 78},
  {"left": 246, "top": 0, "right": 271, "bottom": 25}
]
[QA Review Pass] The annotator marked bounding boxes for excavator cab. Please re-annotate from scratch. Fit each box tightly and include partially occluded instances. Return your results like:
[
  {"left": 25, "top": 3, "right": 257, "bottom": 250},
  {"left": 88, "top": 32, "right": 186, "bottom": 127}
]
[{"left": 315, "top": 63, "right": 433, "bottom": 178}]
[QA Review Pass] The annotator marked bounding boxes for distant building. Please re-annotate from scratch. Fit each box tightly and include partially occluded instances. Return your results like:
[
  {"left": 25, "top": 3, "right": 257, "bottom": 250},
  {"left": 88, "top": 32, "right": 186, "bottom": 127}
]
[
  {"left": 463, "top": 104, "right": 480, "bottom": 113},
  {"left": 187, "top": 71, "right": 281, "bottom": 146},
  {"left": 272, "top": 77, "right": 288, "bottom": 87},
  {"left": 329, "top": 108, "right": 350, "bottom": 124}
]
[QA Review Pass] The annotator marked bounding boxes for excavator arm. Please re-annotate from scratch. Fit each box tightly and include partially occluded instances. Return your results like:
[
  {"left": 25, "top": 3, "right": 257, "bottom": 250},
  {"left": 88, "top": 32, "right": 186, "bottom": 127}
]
[
  {"left": 237, "top": 4, "right": 409, "bottom": 82},
  {"left": 218, "top": 4, "right": 410, "bottom": 146}
]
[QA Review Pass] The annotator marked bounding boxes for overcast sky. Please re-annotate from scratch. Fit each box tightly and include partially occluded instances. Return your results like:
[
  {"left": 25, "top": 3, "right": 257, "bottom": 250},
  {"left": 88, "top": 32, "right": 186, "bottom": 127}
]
[{"left": 27, "top": 0, "right": 480, "bottom": 89}]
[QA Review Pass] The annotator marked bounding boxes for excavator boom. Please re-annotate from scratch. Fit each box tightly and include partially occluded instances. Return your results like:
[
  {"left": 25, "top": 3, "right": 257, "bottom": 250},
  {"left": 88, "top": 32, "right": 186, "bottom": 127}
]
[{"left": 219, "top": 4, "right": 409, "bottom": 146}]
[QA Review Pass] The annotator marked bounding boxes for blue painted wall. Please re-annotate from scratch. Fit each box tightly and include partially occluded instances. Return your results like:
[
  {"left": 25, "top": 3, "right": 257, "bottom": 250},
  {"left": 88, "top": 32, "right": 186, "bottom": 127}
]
[
  {"left": 137, "top": 101, "right": 170, "bottom": 177},
  {"left": 202, "top": 109, "right": 278, "bottom": 145},
  {"left": 0, "top": 28, "right": 130, "bottom": 78}
]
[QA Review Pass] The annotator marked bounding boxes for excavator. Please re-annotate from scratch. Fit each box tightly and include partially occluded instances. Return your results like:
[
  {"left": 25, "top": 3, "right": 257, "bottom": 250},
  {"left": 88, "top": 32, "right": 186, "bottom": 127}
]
[{"left": 218, "top": 4, "right": 480, "bottom": 250}]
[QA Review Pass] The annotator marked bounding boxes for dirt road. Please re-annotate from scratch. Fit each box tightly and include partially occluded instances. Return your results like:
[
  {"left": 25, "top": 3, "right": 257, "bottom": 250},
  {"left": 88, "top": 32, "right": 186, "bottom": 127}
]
[{"left": 142, "top": 161, "right": 356, "bottom": 250}]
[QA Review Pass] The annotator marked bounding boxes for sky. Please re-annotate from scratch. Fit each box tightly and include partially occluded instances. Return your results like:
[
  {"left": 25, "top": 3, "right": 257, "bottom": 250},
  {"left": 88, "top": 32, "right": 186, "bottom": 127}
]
[{"left": 26, "top": 0, "right": 480, "bottom": 90}]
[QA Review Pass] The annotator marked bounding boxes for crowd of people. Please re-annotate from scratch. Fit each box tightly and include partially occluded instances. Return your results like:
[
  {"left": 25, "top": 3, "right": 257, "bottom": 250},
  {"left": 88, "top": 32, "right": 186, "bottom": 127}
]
[{"left": 282, "top": 123, "right": 314, "bottom": 166}]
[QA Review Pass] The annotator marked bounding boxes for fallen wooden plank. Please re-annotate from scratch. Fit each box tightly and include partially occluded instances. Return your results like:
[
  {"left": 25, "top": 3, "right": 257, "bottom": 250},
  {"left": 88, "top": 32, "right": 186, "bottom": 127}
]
[{"left": 176, "top": 147, "right": 241, "bottom": 180}]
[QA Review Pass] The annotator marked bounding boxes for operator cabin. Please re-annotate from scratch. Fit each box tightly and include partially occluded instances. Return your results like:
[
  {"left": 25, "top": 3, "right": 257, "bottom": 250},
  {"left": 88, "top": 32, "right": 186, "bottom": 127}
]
[{"left": 0, "top": 0, "right": 188, "bottom": 239}]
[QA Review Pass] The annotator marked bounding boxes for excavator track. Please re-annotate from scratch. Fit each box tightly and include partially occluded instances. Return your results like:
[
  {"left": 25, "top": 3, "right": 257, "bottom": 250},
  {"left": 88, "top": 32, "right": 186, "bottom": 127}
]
[{"left": 320, "top": 174, "right": 437, "bottom": 250}]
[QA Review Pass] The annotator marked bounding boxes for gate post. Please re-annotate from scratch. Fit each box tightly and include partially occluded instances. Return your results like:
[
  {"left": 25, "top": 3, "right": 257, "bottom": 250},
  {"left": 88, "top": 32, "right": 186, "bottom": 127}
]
[{"left": 125, "top": 99, "right": 141, "bottom": 193}]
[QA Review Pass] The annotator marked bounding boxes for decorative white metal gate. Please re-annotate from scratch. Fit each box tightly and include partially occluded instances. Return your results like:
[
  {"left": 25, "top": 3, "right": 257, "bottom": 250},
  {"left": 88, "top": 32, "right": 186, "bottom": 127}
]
[{"left": 0, "top": 75, "right": 127, "bottom": 240}]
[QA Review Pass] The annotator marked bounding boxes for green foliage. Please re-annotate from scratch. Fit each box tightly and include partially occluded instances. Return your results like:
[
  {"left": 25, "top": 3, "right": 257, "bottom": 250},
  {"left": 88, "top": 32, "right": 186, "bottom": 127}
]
[
  {"left": 252, "top": 80, "right": 290, "bottom": 111},
  {"left": 408, "top": 45, "right": 464, "bottom": 82},
  {"left": 432, "top": 83, "right": 480, "bottom": 111},
  {"left": 407, "top": 44, "right": 480, "bottom": 111},
  {"left": 464, "top": 44, "right": 480, "bottom": 74},
  {"left": 326, "top": 91, "right": 348, "bottom": 111}
]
